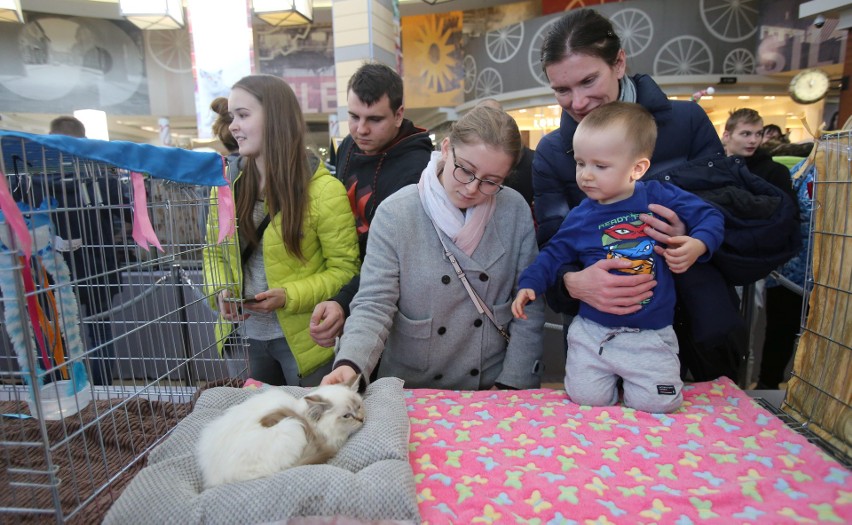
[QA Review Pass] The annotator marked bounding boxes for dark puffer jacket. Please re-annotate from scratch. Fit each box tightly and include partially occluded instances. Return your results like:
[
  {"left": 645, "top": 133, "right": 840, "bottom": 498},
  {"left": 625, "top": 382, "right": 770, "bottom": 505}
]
[
  {"left": 745, "top": 147, "right": 797, "bottom": 205},
  {"left": 645, "top": 154, "right": 801, "bottom": 286}
]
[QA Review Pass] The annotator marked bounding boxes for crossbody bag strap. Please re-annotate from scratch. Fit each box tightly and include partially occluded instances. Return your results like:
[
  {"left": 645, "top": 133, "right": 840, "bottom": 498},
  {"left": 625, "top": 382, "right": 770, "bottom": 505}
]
[
  {"left": 428, "top": 220, "right": 510, "bottom": 342},
  {"left": 230, "top": 156, "right": 271, "bottom": 265},
  {"left": 240, "top": 214, "right": 270, "bottom": 264}
]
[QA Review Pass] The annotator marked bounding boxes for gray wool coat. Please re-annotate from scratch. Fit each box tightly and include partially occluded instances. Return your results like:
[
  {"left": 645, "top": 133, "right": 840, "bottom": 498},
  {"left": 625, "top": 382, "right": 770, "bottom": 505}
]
[{"left": 335, "top": 184, "right": 545, "bottom": 390}]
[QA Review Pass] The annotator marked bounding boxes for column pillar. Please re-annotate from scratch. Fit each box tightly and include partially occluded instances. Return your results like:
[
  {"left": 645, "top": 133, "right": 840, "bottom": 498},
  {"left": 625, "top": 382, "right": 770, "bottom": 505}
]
[{"left": 332, "top": 0, "right": 401, "bottom": 138}]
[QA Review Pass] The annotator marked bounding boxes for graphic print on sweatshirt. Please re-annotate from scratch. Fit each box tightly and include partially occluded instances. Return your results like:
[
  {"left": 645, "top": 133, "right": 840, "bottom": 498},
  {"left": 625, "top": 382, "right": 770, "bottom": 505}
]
[
  {"left": 345, "top": 178, "right": 372, "bottom": 235},
  {"left": 600, "top": 213, "right": 656, "bottom": 305}
]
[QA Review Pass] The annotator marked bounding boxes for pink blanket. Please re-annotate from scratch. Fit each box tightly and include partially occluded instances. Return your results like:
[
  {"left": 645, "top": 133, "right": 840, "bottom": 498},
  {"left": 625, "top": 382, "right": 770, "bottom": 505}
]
[{"left": 406, "top": 378, "right": 850, "bottom": 524}]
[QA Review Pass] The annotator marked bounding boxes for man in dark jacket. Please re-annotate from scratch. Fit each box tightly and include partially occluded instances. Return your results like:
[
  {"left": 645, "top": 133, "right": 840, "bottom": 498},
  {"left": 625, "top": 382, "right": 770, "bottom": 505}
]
[
  {"left": 723, "top": 108, "right": 795, "bottom": 201},
  {"left": 310, "top": 63, "right": 433, "bottom": 347},
  {"left": 37, "top": 116, "right": 128, "bottom": 385}
]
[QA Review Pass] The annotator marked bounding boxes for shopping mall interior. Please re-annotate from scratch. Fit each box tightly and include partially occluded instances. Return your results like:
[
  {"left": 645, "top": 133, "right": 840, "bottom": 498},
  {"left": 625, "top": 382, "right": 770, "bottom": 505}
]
[
  {"left": 0, "top": 0, "right": 848, "bottom": 151},
  {"left": 0, "top": 2, "right": 850, "bottom": 524}
]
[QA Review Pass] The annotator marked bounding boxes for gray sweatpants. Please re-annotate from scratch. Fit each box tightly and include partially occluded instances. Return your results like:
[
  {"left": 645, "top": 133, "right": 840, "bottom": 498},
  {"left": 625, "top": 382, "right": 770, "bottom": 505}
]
[{"left": 564, "top": 316, "right": 683, "bottom": 413}]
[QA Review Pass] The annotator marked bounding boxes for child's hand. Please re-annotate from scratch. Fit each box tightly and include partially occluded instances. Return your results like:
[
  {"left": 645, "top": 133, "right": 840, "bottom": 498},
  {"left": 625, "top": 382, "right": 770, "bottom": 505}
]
[
  {"left": 512, "top": 289, "right": 536, "bottom": 319},
  {"left": 661, "top": 236, "right": 707, "bottom": 273}
]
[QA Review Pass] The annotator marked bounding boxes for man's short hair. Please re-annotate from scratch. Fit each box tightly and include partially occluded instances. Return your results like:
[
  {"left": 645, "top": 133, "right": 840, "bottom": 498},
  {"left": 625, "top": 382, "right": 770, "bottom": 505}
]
[
  {"left": 725, "top": 108, "right": 762, "bottom": 133},
  {"left": 346, "top": 62, "right": 403, "bottom": 112},
  {"left": 49, "top": 116, "right": 86, "bottom": 138},
  {"left": 577, "top": 101, "right": 657, "bottom": 159}
]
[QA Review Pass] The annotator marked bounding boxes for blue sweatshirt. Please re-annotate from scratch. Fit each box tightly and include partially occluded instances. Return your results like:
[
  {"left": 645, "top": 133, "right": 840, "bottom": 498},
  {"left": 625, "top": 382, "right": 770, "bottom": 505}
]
[{"left": 519, "top": 181, "right": 724, "bottom": 330}]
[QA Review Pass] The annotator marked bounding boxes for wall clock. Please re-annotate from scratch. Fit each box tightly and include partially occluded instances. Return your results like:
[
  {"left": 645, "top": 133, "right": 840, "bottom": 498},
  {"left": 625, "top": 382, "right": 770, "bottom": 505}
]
[{"left": 788, "top": 69, "right": 830, "bottom": 104}]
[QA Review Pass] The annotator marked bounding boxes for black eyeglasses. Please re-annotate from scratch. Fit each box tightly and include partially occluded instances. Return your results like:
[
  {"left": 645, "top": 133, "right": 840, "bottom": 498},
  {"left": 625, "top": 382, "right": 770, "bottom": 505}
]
[{"left": 451, "top": 146, "right": 504, "bottom": 195}]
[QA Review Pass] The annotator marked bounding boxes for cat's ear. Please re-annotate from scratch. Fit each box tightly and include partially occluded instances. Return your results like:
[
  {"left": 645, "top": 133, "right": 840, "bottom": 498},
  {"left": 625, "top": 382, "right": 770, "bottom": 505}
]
[
  {"left": 303, "top": 395, "right": 331, "bottom": 422},
  {"left": 343, "top": 374, "right": 362, "bottom": 392}
]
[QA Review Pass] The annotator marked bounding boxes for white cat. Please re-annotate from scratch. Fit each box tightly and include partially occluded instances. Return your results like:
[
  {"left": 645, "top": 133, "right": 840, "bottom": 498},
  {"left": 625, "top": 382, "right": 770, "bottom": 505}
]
[{"left": 197, "top": 376, "right": 364, "bottom": 489}]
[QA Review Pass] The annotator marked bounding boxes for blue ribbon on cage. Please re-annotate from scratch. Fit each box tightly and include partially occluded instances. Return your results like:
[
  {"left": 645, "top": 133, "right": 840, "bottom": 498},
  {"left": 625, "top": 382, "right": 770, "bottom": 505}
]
[
  {"left": 0, "top": 198, "right": 88, "bottom": 396},
  {"left": 0, "top": 130, "right": 236, "bottom": 243}
]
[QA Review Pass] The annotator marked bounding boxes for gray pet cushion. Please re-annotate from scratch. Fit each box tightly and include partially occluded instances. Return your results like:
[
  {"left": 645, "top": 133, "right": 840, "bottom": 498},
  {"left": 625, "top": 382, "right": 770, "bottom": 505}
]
[{"left": 104, "top": 378, "right": 419, "bottom": 525}]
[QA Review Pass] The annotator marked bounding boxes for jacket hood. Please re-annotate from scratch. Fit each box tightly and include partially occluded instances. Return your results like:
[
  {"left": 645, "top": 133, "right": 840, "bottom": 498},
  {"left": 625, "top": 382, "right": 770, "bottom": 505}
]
[{"left": 376, "top": 118, "right": 431, "bottom": 156}]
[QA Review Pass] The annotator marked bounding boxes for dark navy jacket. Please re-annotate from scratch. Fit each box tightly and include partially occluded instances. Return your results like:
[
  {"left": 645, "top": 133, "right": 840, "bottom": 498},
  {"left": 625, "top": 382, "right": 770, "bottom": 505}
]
[{"left": 533, "top": 74, "right": 724, "bottom": 246}]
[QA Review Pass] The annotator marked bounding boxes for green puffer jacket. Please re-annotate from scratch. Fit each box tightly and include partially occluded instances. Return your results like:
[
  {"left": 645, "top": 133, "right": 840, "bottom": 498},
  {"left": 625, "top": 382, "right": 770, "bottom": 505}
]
[{"left": 202, "top": 162, "right": 360, "bottom": 377}]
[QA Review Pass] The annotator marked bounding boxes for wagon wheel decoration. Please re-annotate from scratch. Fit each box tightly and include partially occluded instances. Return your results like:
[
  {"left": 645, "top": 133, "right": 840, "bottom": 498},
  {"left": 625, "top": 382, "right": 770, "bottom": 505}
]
[
  {"left": 475, "top": 68, "right": 503, "bottom": 98},
  {"left": 486, "top": 23, "right": 525, "bottom": 64},
  {"left": 653, "top": 36, "right": 714, "bottom": 76},
  {"left": 723, "top": 48, "right": 755, "bottom": 74},
  {"left": 700, "top": 0, "right": 759, "bottom": 43},
  {"left": 610, "top": 8, "right": 653, "bottom": 58},
  {"left": 528, "top": 18, "right": 560, "bottom": 86},
  {"left": 146, "top": 29, "right": 192, "bottom": 74},
  {"left": 463, "top": 55, "right": 477, "bottom": 94}
]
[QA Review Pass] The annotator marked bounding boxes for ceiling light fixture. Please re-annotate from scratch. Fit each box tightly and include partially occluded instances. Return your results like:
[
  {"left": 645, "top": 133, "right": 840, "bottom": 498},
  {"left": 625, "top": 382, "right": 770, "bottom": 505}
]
[
  {"left": 421, "top": 0, "right": 455, "bottom": 5},
  {"left": 253, "top": 0, "right": 313, "bottom": 26},
  {"left": 73, "top": 109, "right": 110, "bottom": 141},
  {"left": 119, "top": 0, "right": 184, "bottom": 30},
  {"left": 0, "top": 0, "right": 24, "bottom": 24}
]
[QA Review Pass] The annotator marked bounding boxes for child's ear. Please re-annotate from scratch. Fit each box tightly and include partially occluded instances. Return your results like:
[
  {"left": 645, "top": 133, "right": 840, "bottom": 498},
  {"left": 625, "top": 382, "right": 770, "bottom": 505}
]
[{"left": 632, "top": 158, "right": 651, "bottom": 181}]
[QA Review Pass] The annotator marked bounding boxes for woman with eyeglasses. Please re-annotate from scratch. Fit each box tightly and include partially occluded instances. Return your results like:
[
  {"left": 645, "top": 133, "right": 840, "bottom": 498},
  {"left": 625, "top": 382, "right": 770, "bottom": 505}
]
[{"left": 321, "top": 106, "right": 545, "bottom": 390}]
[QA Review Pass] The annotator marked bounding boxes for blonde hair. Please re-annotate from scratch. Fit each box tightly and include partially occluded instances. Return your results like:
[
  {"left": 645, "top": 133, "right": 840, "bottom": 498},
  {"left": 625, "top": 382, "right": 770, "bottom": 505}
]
[
  {"left": 725, "top": 108, "right": 762, "bottom": 133},
  {"left": 449, "top": 106, "right": 522, "bottom": 166},
  {"left": 576, "top": 101, "right": 656, "bottom": 159}
]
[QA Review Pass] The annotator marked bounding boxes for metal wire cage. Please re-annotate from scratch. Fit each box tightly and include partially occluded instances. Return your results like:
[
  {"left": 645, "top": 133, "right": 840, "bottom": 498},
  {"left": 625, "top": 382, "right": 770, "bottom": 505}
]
[
  {"left": 0, "top": 133, "right": 245, "bottom": 523},
  {"left": 782, "top": 129, "right": 852, "bottom": 462}
]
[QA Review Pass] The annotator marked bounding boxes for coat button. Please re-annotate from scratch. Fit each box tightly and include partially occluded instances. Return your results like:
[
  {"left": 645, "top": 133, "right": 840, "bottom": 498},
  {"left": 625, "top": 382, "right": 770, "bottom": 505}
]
[
  {"left": 433, "top": 374, "right": 443, "bottom": 381},
  {"left": 479, "top": 273, "right": 488, "bottom": 281},
  {"left": 442, "top": 275, "right": 451, "bottom": 284},
  {"left": 437, "top": 327, "right": 447, "bottom": 335},
  {"left": 473, "top": 319, "right": 483, "bottom": 327},
  {"left": 470, "top": 369, "right": 479, "bottom": 376}
]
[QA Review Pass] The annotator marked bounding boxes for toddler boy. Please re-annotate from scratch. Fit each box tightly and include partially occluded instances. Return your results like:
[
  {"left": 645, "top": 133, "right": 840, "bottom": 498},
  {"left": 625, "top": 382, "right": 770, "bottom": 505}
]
[{"left": 513, "top": 102, "right": 724, "bottom": 413}]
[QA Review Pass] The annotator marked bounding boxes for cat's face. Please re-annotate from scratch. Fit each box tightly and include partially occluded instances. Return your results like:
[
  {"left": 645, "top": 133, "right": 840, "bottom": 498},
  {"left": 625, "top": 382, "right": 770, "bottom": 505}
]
[{"left": 303, "top": 383, "right": 365, "bottom": 441}]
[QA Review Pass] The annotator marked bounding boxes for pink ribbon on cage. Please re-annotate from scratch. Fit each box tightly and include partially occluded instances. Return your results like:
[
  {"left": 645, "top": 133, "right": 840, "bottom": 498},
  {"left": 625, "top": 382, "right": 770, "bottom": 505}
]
[
  {"left": 217, "top": 158, "right": 236, "bottom": 243},
  {"left": 0, "top": 170, "right": 32, "bottom": 259},
  {"left": 130, "top": 172, "right": 164, "bottom": 252},
  {"left": 0, "top": 171, "right": 51, "bottom": 370}
]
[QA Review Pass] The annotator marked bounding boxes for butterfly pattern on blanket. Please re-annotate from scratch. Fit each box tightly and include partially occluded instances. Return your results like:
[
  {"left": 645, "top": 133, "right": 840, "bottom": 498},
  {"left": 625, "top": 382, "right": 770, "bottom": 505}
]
[{"left": 406, "top": 378, "right": 850, "bottom": 524}]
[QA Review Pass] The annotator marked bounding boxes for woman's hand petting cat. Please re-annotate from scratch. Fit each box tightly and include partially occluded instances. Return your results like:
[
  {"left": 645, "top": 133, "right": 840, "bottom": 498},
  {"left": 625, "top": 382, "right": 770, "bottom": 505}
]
[
  {"left": 242, "top": 288, "right": 286, "bottom": 313},
  {"left": 321, "top": 364, "right": 357, "bottom": 386}
]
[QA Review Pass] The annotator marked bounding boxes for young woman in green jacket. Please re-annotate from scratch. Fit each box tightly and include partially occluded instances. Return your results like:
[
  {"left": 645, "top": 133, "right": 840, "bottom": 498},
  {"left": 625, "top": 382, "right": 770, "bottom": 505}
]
[{"left": 203, "top": 74, "right": 359, "bottom": 386}]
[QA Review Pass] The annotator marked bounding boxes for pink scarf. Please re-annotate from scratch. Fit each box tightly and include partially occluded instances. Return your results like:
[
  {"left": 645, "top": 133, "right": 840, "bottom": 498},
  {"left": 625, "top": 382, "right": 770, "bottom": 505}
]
[{"left": 417, "top": 151, "right": 496, "bottom": 256}]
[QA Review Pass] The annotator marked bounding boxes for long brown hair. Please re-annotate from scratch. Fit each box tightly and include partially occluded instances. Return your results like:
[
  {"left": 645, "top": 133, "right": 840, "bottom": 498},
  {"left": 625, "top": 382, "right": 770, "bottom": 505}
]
[{"left": 232, "top": 74, "right": 310, "bottom": 260}]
